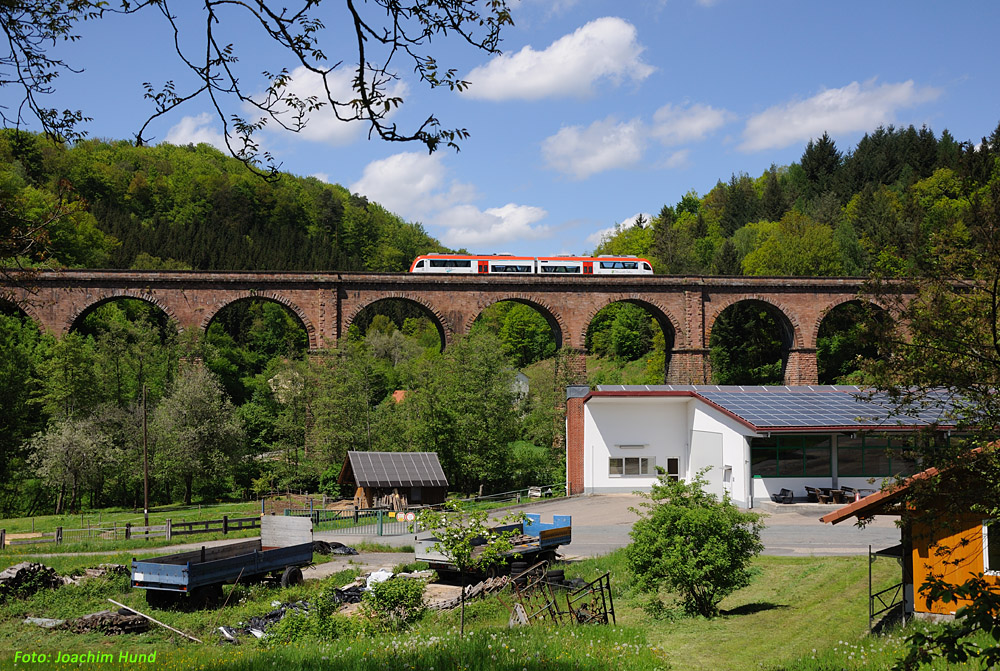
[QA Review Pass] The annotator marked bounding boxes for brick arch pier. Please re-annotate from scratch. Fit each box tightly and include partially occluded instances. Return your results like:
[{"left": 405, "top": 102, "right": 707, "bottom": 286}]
[{"left": 0, "top": 271, "right": 889, "bottom": 385}]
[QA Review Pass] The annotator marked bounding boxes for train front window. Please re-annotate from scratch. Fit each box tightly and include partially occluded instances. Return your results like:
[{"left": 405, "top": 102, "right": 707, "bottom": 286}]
[
  {"left": 643, "top": 262, "right": 651, "bottom": 271},
  {"left": 415, "top": 260, "right": 424, "bottom": 268}
]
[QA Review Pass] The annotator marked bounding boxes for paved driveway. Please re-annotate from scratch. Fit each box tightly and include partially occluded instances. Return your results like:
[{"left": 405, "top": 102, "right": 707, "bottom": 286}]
[{"left": 496, "top": 494, "right": 900, "bottom": 558}]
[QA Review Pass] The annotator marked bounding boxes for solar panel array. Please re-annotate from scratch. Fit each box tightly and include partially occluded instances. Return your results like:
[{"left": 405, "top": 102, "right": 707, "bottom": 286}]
[
  {"left": 595, "top": 385, "right": 960, "bottom": 430},
  {"left": 347, "top": 451, "right": 449, "bottom": 488}
]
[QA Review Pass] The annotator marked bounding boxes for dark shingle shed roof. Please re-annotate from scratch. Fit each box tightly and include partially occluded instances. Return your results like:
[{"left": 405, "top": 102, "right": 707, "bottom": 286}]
[{"left": 339, "top": 451, "right": 449, "bottom": 488}]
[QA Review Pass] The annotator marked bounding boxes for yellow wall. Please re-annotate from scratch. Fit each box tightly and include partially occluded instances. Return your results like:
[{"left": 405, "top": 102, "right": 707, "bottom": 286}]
[{"left": 911, "top": 513, "right": 1000, "bottom": 615}]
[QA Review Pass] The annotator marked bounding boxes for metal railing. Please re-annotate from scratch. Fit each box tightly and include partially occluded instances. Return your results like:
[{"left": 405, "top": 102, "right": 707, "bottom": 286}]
[{"left": 283, "top": 508, "right": 418, "bottom": 536}]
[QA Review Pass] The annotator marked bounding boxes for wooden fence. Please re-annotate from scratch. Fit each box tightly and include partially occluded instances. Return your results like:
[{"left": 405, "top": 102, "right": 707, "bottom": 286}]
[{"left": 1, "top": 515, "right": 261, "bottom": 549}]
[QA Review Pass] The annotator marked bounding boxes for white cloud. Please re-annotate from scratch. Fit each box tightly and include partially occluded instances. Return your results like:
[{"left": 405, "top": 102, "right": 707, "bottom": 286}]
[
  {"left": 586, "top": 225, "right": 617, "bottom": 248},
  {"left": 350, "top": 152, "right": 549, "bottom": 248},
  {"left": 739, "top": 79, "right": 941, "bottom": 152},
  {"left": 436, "top": 203, "right": 550, "bottom": 247},
  {"left": 542, "top": 117, "right": 645, "bottom": 180},
  {"left": 462, "top": 17, "right": 654, "bottom": 100},
  {"left": 349, "top": 152, "right": 477, "bottom": 221},
  {"left": 651, "top": 103, "right": 734, "bottom": 145},
  {"left": 311, "top": 172, "right": 330, "bottom": 183},
  {"left": 253, "top": 65, "right": 407, "bottom": 146},
  {"left": 663, "top": 149, "right": 690, "bottom": 169},
  {"left": 586, "top": 212, "right": 652, "bottom": 247},
  {"left": 164, "top": 113, "right": 228, "bottom": 151}
]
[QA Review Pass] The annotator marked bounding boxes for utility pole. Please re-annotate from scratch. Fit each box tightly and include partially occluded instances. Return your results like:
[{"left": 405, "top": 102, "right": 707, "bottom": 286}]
[{"left": 143, "top": 384, "right": 149, "bottom": 533}]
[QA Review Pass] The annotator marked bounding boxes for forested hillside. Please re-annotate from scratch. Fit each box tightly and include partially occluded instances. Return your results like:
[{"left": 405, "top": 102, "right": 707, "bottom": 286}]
[
  {"left": 0, "top": 132, "right": 447, "bottom": 271},
  {"left": 594, "top": 123, "right": 1000, "bottom": 279},
  {"left": 3, "top": 121, "right": 999, "bottom": 517}
]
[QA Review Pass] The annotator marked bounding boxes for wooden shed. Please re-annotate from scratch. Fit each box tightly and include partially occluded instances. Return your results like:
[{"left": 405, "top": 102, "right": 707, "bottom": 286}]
[
  {"left": 338, "top": 451, "right": 449, "bottom": 511},
  {"left": 822, "top": 449, "right": 999, "bottom": 620}
]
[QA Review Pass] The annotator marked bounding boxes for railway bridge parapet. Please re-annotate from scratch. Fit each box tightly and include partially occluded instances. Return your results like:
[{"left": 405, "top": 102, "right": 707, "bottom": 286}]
[{"left": 0, "top": 271, "right": 884, "bottom": 385}]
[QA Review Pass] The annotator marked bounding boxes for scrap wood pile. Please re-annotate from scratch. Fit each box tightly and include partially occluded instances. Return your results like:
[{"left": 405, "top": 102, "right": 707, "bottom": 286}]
[
  {"left": 0, "top": 562, "right": 70, "bottom": 601},
  {"left": 69, "top": 609, "right": 150, "bottom": 635}
]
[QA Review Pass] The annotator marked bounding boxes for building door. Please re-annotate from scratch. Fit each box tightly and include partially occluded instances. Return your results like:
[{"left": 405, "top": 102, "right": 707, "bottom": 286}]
[{"left": 690, "top": 430, "right": 724, "bottom": 498}]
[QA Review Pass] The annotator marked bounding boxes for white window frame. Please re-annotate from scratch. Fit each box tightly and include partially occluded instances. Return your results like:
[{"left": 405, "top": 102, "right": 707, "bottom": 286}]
[
  {"left": 609, "top": 457, "right": 655, "bottom": 477},
  {"left": 984, "top": 520, "right": 1000, "bottom": 575}
]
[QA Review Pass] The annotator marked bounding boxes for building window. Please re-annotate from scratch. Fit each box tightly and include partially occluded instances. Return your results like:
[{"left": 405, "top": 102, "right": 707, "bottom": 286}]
[
  {"left": 984, "top": 521, "right": 1000, "bottom": 575},
  {"left": 667, "top": 457, "right": 679, "bottom": 482},
  {"left": 750, "top": 435, "right": 831, "bottom": 477},
  {"left": 609, "top": 457, "right": 653, "bottom": 477},
  {"left": 837, "top": 435, "right": 921, "bottom": 477}
]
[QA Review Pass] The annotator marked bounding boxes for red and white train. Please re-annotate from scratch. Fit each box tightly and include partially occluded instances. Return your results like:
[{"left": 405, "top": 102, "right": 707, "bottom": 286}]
[{"left": 409, "top": 253, "right": 654, "bottom": 275}]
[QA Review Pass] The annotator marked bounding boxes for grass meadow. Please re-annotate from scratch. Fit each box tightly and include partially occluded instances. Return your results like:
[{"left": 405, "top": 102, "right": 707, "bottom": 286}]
[{"left": 1, "top": 546, "right": 990, "bottom": 670}]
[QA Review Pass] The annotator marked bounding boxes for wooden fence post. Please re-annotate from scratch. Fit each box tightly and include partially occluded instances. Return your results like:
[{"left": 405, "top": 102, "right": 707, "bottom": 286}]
[
  {"left": 125, "top": 523, "right": 131, "bottom": 540},
  {"left": 1, "top": 529, "right": 5, "bottom": 550},
  {"left": 165, "top": 519, "right": 172, "bottom": 541},
  {"left": 222, "top": 515, "right": 228, "bottom": 535},
  {"left": 56, "top": 527, "right": 63, "bottom": 544}
]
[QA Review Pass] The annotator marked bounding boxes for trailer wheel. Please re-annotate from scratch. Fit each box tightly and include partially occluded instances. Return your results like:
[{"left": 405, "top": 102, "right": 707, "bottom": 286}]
[
  {"left": 145, "top": 589, "right": 179, "bottom": 609},
  {"left": 189, "top": 584, "right": 223, "bottom": 609},
  {"left": 281, "top": 566, "right": 304, "bottom": 588}
]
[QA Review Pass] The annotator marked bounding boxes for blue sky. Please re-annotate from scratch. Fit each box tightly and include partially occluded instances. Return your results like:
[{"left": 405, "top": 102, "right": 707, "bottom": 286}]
[{"left": 36, "top": 1, "right": 1000, "bottom": 257}]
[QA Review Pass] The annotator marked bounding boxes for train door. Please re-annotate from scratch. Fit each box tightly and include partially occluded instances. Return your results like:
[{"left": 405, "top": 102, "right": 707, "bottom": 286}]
[
  {"left": 478, "top": 261, "right": 489, "bottom": 274},
  {"left": 583, "top": 261, "right": 594, "bottom": 274}
]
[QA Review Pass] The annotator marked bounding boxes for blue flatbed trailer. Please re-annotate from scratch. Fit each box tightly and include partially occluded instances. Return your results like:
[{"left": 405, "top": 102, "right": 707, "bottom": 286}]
[
  {"left": 131, "top": 517, "right": 313, "bottom": 607},
  {"left": 415, "top": 513, "right": 571, "bottom": 575}
]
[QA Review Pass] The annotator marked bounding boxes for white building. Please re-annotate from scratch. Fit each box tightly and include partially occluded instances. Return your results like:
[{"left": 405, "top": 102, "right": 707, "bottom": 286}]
[{"left": 565, "top": 385, "right": 956, "bottom": 508}]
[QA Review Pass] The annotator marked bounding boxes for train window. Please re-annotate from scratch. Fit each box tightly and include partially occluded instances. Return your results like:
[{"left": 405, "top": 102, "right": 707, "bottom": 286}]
[
  {"left": 540, "top": 265, "right": 581, "bottom": 273},
  {"left": 493, "top": 265, "right": 531, "bottom": 273},
  {"left": 622, "top": 262, "right": 638, "bottom": 269},
  {"left": 415, "top": 260, "right": 425, "bottom": 268},
  {"left": 599, "top": 261, "right": 638, "bottom": 270},
  {"left": 429, "top": 259, "right": 472, "bottom": 268},
  {"left": 643, "top": 262, "right": 651, "bottom": 271}
]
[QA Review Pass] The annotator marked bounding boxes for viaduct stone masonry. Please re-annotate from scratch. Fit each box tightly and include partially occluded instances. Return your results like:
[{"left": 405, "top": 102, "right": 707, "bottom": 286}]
[{"left": 0, "top": 270, "right": 885, "bottom": 385}]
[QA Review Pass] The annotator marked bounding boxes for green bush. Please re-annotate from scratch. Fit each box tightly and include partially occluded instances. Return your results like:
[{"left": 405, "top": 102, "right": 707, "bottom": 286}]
[
  {"left": 359, "top": 577, "right": 426, "bottom": 632},
  {"left": 626, "top": 469, "right": 765, "bottom": 618}
]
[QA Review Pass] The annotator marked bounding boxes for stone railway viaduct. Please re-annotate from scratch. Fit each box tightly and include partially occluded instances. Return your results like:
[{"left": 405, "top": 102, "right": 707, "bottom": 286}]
[{"left": 0, "top": 270, "right": 884, "bottom": 385}]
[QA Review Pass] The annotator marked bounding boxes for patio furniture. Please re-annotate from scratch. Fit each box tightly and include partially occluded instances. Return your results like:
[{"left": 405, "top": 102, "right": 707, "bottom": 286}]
[
  {"left": 841, "top": 486, "right": 858, "bottom": 503},
  {"left": 804, "top": 486, "right": 820, "bottom": 503},
  {"left": 770, "top": 488, "right": 794, "bottom": 504}
]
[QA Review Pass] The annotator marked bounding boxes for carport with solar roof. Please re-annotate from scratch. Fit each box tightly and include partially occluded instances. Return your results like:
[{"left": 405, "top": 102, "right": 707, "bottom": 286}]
[{"left": 565, "top": 385, "right": 960, "bottom": 507}]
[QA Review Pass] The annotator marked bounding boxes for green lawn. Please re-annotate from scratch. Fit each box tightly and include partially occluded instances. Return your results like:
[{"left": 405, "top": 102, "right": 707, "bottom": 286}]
[{"left": 0, "top": 550, "right": 986, "bottom": 670}]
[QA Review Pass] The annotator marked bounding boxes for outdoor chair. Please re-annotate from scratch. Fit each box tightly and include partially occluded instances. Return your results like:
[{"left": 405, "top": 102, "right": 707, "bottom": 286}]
[
  {"left": 804, "top": 486, "right": 820, "bottom": 503},
  {"left": 841, "top": 486, "right": 858, "bottom": 503},
  {"left": 770, "top": 488, "right": 794, "bottom": 504}
]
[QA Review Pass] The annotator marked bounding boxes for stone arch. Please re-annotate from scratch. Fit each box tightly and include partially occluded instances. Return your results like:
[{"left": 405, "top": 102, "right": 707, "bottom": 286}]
[
  {"left": 577, "top": 295, "right": 682, "bottom": 351},
  {"left": 344, "top": 293, "right": 452, "bottom": 349},
  {"left": 465, "top": 294, "right": 565, "bottom": 350},
  {"left": 200, "top": 291, "right": 317, "bottom": 348},
  {"left": 705, "top": 294, "right": 803, "bottom": 349},
  {"left": 67, "top": 290, "right": 180, "bottom": 335},
  {"left": 814, "top": 298, "right": 893, "bottom": 385},
  {"left": 580, "top": 295, "right": 681, "bottom": 383},
  {"left": 0, "top": 293, "right": 43, "bottom": 326},
  {"left": 813, "top": 296, "right": 891, "bottom": 348}
]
